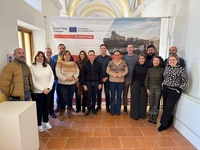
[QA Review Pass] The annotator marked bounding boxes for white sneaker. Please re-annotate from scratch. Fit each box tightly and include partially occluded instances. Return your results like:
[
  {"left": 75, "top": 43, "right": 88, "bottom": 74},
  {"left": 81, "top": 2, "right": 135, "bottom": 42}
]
[
  {"left": 44, "top": 122, "right": 52, "bottom": 130},
  {"left": 38, "top": 126, "right": 44, "bottom": 132}
]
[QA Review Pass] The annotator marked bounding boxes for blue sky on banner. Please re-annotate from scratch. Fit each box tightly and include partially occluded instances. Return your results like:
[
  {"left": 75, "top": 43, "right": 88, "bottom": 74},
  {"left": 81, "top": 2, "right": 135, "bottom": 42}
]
[{"left": 105, "top": 18, "right": 161, "bottom": 39}]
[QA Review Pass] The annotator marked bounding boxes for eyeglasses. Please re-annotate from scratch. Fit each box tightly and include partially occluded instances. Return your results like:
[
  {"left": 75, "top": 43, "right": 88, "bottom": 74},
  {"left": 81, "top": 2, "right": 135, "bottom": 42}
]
[{"left": 114, "top": 54, "right": 120, "bottom": 56}]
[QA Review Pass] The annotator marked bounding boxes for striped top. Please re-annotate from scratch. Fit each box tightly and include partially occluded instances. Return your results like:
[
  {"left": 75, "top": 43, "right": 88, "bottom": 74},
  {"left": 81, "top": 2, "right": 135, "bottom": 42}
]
[{"left": 56, "top": 61, "right": 79, "bottom": 85}]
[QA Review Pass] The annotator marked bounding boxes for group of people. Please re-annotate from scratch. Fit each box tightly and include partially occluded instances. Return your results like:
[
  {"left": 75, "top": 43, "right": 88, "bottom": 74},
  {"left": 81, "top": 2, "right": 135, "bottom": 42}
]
[{"left": 0, "top": 43, "right": 188, "bottom": 132}]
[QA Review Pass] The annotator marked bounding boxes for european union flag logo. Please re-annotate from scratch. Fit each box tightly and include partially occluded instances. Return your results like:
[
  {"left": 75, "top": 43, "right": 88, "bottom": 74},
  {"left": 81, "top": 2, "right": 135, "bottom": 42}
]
[{"left": 69, "top": 27, "right": 77, "bottom": 32}]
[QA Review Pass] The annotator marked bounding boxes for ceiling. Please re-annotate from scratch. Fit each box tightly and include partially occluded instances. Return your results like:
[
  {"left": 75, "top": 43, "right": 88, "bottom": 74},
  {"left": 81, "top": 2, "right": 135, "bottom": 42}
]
[{"left": 59, "top": 0, "right": 144, "bottom": 18}]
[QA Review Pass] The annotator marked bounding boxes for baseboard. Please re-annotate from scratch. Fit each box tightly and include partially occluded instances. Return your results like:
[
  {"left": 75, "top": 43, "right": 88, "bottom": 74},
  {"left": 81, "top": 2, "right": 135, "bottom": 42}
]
[{"left": 173, "top": 93, "right": 200, "bottom": 149}]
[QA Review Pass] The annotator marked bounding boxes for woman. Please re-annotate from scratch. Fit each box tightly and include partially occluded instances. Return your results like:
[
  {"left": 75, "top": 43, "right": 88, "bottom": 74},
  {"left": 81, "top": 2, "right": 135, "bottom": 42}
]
[
  {"left": 145, "top": 56, "right": 165, "bottom": 124},
  {"left": 56, "top": 50, "right": 79, "bottom": 120},
  {"left": 106, "top": 50, "right": 128, "bottom": 115},
  {"left": 158, "top": 54, "right": 188, "bottom": 132},
  {"left": 75, "top": 50, "right": 88, "bottom": 113},
  {"left": 30, "top": 51, "right": 54, "bottom": 132},
  {"left": 131, "top": 54, "right": 149, "bottom": 120}
]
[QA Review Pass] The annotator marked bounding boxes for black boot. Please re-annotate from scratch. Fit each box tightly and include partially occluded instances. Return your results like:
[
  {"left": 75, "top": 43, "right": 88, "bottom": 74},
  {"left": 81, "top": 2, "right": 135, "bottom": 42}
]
[
  {"left": 82, "top": 107, "right": 85, "bottom": 113},
  {"left": 158, "top": 125, "right": 167, "bottom": 132},
  {"left": 123, "top": 106, "right": 127, "bottom": 114}
]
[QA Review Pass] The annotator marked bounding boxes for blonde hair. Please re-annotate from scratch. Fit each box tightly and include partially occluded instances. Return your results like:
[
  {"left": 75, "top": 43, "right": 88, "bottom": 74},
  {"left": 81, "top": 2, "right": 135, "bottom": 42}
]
[{"left": 168, "top": 54, "right": 180, "bottom": 65}]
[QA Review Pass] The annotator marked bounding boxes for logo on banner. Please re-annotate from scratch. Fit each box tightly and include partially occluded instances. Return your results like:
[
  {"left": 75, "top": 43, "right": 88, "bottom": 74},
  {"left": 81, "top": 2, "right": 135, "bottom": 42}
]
[
  {"left": 69, "top": 27, "right": 77, "bottom": 32},
  {"left": 53, "top": 27, "right": 67, "bottom": 33}
]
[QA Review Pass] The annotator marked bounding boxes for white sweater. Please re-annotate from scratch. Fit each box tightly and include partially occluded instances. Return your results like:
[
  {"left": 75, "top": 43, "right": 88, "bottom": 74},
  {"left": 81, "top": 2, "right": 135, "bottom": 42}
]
[{"left": 30, "top": 63, "right": 54, "bottom": 93}]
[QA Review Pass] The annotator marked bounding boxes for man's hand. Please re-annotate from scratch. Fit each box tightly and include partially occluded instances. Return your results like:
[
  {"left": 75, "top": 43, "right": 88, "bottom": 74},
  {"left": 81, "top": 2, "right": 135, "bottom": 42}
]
[
  {"left": 83, "top": 85, "right": 87, "bottom": 91},
  {"left": 102, "top": 77, "right": 108, "bottom": 82},
  {"left": 98, "top": 84, "right": 102, "bottom": 90}
]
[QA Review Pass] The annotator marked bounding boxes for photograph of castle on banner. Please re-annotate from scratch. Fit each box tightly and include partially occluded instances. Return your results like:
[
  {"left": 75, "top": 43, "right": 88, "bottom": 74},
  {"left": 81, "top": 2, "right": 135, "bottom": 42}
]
[{"left": 103, "top": 18, "right": 161, "bottom": 55}]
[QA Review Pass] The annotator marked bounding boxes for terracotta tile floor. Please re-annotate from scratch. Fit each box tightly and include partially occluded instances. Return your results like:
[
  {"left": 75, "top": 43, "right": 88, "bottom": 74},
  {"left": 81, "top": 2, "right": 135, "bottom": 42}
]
[{"left": 39, "top": 106, "right": 197, "bottom": 150}]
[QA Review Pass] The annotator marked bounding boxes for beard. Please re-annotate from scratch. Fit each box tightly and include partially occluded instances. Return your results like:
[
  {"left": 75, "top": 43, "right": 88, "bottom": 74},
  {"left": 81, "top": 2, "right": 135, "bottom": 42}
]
[
  {"left": 59, "top": 51, "right": 63, "bottom": 55},
  {"left": 18, "top": 56, "right": 25, "bottom": 61}
]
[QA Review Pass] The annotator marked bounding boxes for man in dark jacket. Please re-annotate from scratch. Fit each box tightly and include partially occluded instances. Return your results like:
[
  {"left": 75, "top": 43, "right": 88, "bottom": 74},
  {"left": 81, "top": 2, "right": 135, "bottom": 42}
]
[
  {"left": 82, "top": 50, "right": 103, "bottom": 116},
  {"left": 164, "top": 46, "right": 185, "bottom": 68},
  {"left": 44, "top": 47, "right": 57, "bottom": 118},
  {"left": 95, "top": 44, "right": 112, "bottom": 112}
]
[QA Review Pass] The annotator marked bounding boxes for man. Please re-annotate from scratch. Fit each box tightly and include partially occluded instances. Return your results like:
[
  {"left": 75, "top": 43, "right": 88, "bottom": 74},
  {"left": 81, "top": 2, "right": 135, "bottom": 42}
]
[
  {"left": 0, "top": 48, "right": 34, "bottom": 101},
  {"left": 52, "top": 44, "right": 66, "bottom": 63},
  {"left": 52, "top": 44, "right": 72, "bottom": 113},
  {"left": 95, "top": 44, "right": 112, "bottom": 112},
  {"left": 122, "top": 43, "right": 138, "bottom": 114},
  {"left": 82, "top": 50, "right": 102, "bottom": 116},
  {"left": 44, "top": 47, "right": 57, "bottom": 118},
  {"left": 165, "top": 46, "right": 185, "bottom": 67},
  {"left": 146, "top": 45, "right": 156, "bottom": 65}
]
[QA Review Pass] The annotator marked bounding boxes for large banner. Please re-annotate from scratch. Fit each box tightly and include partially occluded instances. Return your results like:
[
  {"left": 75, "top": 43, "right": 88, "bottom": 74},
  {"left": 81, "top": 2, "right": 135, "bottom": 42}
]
[{"left": 47, "top": 17, "right": 161, "bottom": 57}]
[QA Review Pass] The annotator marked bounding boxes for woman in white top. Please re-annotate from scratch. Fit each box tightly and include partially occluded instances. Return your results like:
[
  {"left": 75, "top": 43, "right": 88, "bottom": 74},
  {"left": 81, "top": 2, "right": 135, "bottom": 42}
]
[{"left": 30, "top": 51, "right": 54, "bottom": 133}]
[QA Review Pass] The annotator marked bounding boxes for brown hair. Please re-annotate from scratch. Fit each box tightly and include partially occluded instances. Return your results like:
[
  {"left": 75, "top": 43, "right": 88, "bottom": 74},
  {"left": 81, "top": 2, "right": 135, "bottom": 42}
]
[
  {"left": 100, "top": 44, "right": 107, "bottom": 48},
  {"left": 58, "top": 43, "right": 66, "bottom": 49},
  {"left": 138, "top": 53, "right": 146, "bottom": 60},
  {"left": 32, "top": 51, "right": 47, "bottom": 67},
  {"left": 61, "top": 50, "right": 72, "bottom": 61},
  {"left": 168, "top": 54, "right": 180, "bottom": 65},
  {"left": 78, "top": 50, "right": 88, "bottom": 62}
]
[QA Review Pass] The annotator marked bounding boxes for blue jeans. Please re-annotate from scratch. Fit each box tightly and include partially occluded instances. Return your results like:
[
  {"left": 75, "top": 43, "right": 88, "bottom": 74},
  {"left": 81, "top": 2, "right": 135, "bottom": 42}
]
[
  {"left": 97, "top": 80, "right": 110, "bottom": 109},
  {"left": 54, "top": 79, "right": 60, "bottom": 108},
  {"left": 10, "top": 91, "right": 31, "bottom": 101},
  {"left": 86, "top": 81, "right": 99, "bottom": 112},
  {"left": 109, "top": 82, "right": 124, "bottom": 115},
  {"left": 57, "top": 84, "right": 76, "bottom": 109},
  {"left": 24, "top": 91, "right": 31, "bottom": 101}
]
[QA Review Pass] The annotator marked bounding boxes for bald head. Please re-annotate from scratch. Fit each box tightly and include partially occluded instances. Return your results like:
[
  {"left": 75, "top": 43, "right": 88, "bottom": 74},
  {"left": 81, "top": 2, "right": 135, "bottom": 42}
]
[
  {"left": 169, "top": 46, "right": 178, "bottom": 55},
  {"left": 14, "top": 48, "right": 26, "bottom": 62},
  {"left": 44, "top": 47, "right": 52, "bottom": 59}
]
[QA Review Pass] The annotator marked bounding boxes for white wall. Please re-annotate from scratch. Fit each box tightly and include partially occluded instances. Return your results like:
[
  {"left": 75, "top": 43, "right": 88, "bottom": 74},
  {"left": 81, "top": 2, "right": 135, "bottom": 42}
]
[
  {"left": 142, "top": 0, "right": 200, "bottom": 149},
  {"left": 185, "top": 0, "right": 200, "bottom": 98},
  {"left": 0, "top": 0, "right": 61, "bottom": 73}
]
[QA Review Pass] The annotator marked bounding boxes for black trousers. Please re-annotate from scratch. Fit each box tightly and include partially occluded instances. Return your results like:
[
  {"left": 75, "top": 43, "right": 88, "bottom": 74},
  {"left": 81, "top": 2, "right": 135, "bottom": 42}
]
[
  {"left": 160, "top": 86, "right": 181, "bottom": 127},
  {"left": 86, "top": 81, "right": 99, "bottom": 112},
  {"left": 33, "top": 93, "right": 51, "bottom": 126},
  {"left": 49, "top": 82, "right": 55, "bottom": 113},
  {"left": 130, "top": 82, "right": 147, "bottom": 119}
]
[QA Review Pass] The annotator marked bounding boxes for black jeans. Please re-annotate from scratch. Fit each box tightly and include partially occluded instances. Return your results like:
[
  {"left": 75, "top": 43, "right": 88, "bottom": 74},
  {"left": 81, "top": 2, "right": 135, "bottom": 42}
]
[
  {"left": 86, "top": 81, "right": 99, "bottom": 112},
  {"left": 160, "top": 85, "right": 182, "bottom": 127},
  {"left": 49, "top": 82, "right": 55, "bottom": 113},
  {"left": 33, "top": 93, "right": 51, "bottom": 126}
]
